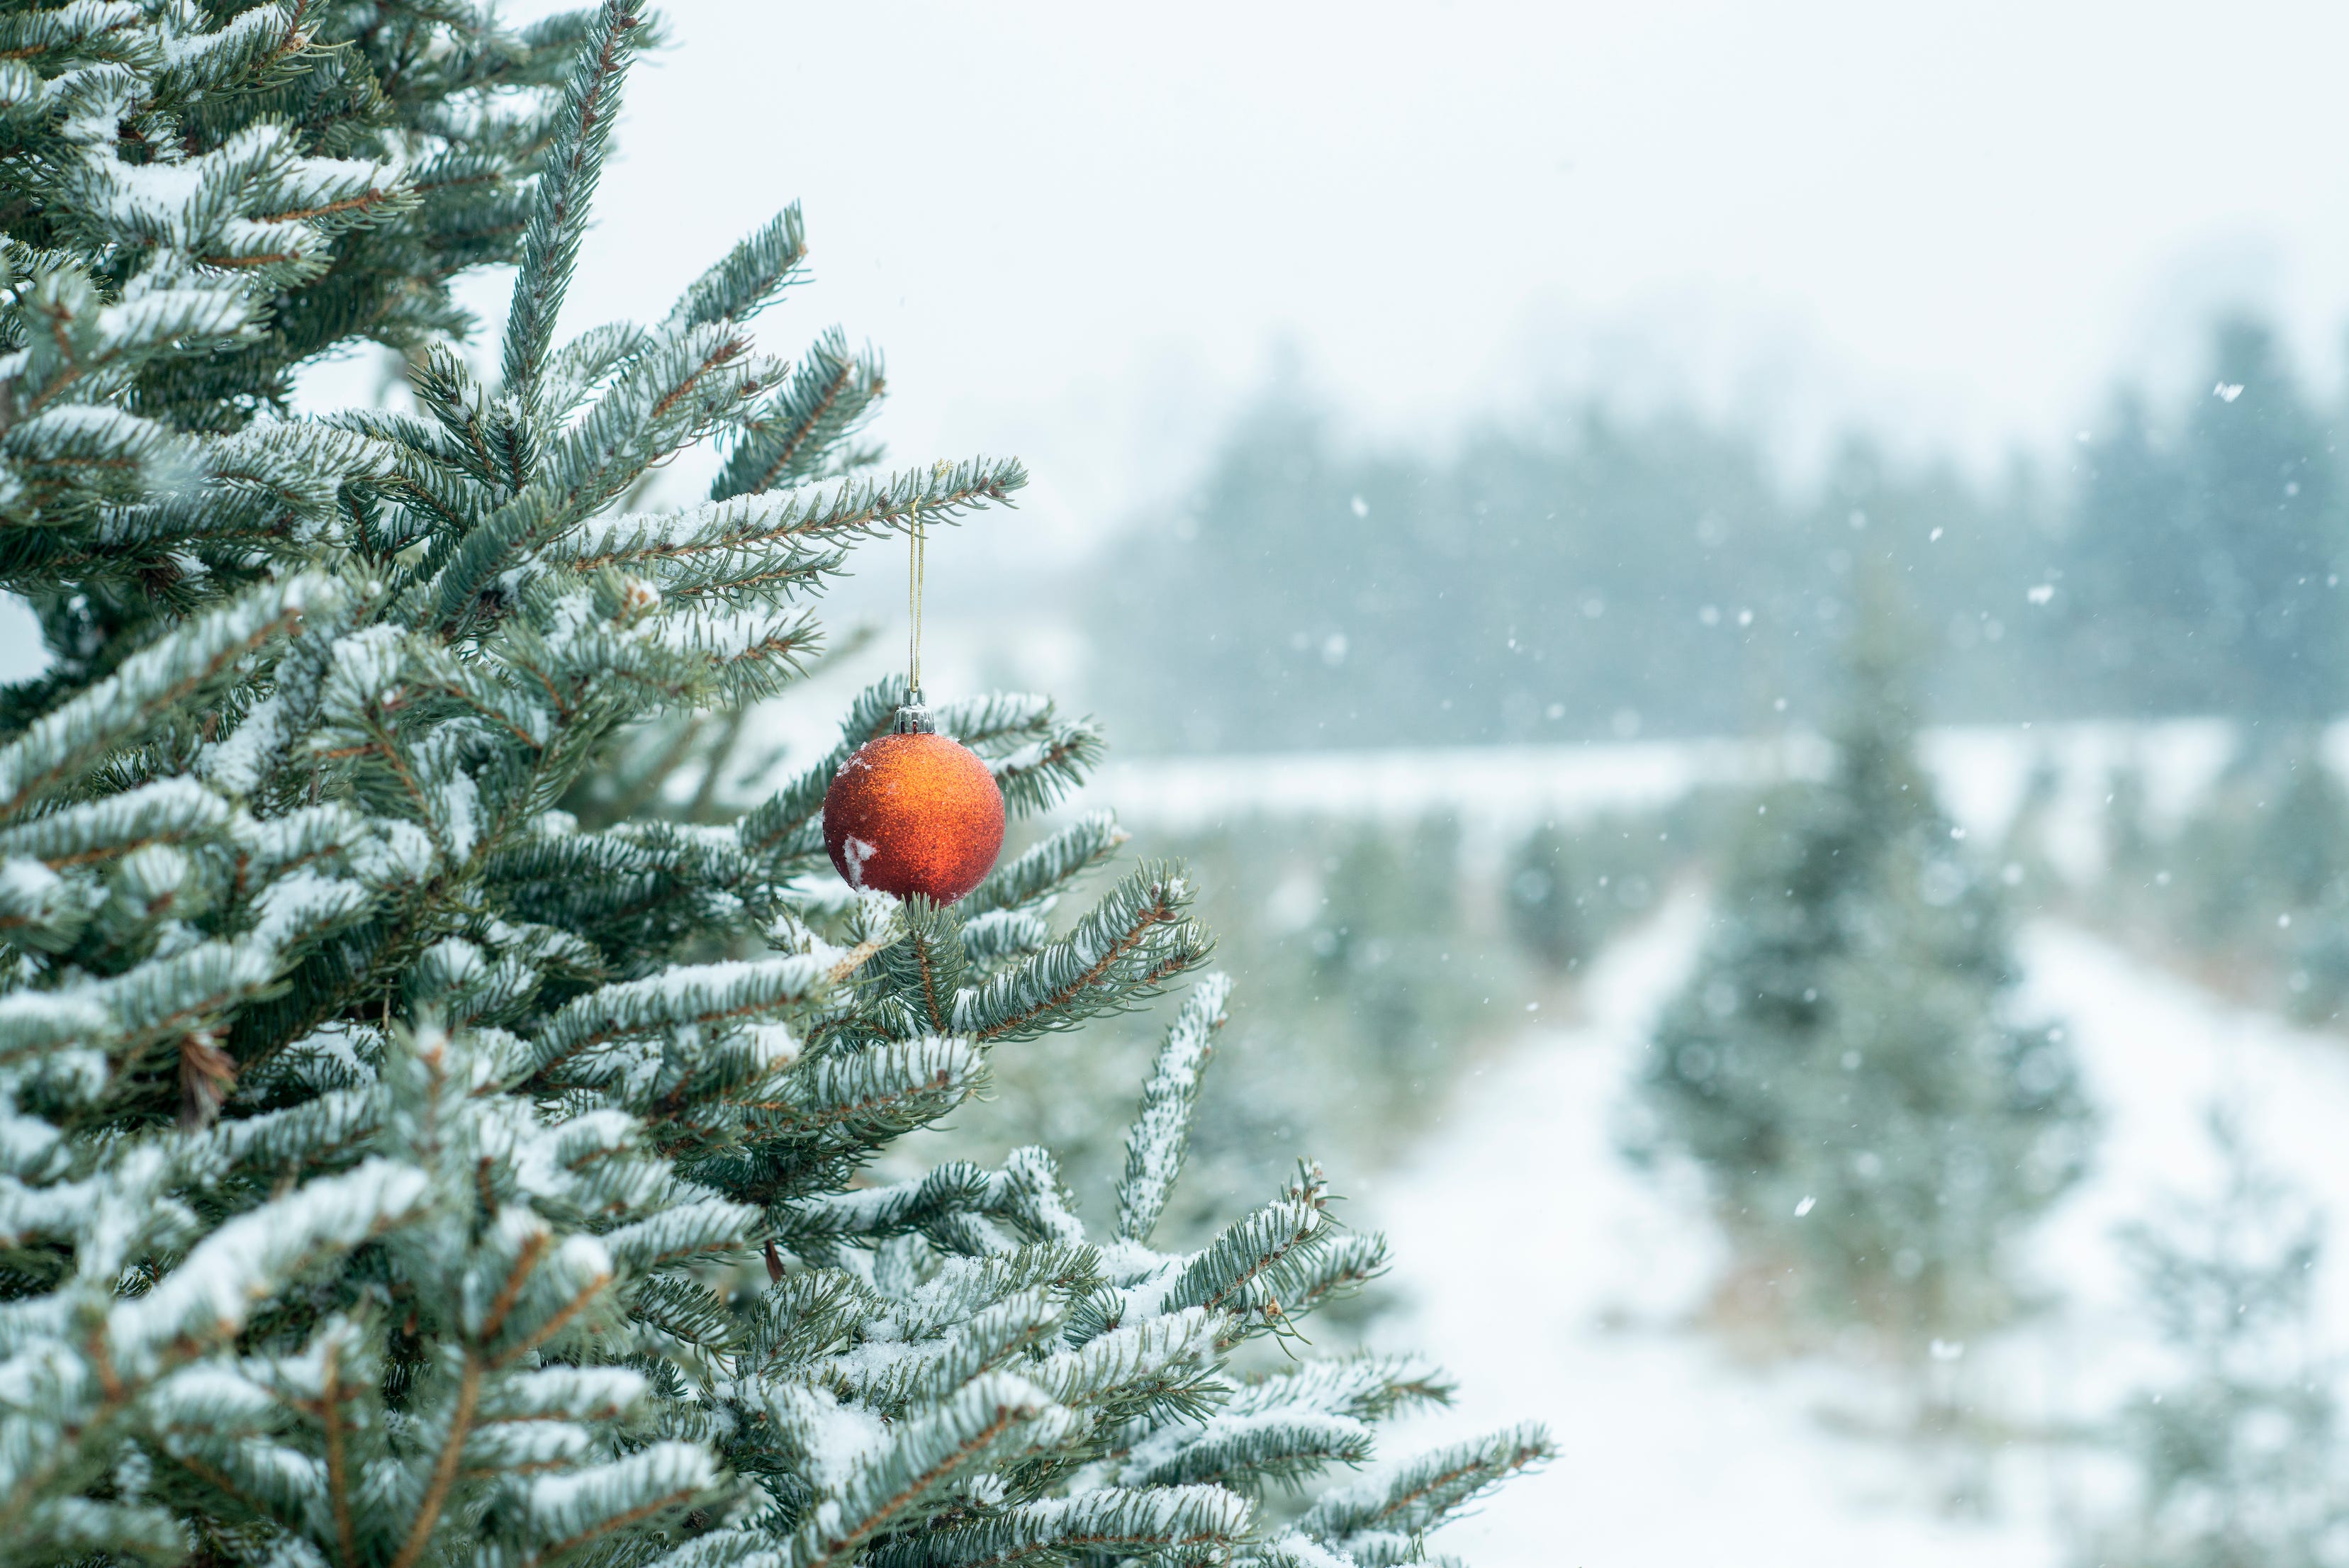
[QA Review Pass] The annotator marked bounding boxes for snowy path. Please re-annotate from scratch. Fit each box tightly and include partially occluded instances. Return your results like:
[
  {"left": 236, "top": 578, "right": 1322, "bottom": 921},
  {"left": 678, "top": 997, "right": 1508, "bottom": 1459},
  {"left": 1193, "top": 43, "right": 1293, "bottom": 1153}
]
[{"left": 1358, "top": 905, "right": 2349, "bottom": 1567}]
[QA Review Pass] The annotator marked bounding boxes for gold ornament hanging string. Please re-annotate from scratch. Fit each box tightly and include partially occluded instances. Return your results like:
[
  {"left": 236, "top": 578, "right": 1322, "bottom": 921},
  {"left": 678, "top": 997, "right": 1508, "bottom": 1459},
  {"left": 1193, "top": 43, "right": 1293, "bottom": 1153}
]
[
  {"left": 898, "top": 498, "right": 932, "bottom": 733},
  {"left": 907, "top": 499, "right": 924, "bottom": 697}
]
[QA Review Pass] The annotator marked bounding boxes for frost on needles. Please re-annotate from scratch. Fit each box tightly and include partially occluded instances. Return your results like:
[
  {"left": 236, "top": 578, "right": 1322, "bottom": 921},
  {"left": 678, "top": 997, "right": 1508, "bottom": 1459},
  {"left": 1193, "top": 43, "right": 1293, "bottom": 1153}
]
[{"left": 0, "top": 5, "right": 1549, "bottom": 1566}]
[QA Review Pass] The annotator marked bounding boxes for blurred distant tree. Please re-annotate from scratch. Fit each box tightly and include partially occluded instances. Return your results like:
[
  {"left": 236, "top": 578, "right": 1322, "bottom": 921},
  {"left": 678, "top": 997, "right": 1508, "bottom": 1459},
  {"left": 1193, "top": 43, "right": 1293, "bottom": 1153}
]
[
  {"left": 2064, "top": 393, "right": 2211, "bottom": 711},
  {"left": 1997, "top": 753, "right": 2065, "bottom": 902},
  {"left": 1506, "top": 823, "right": 1589, "bottom": 975},
  {"left": 1089, "top": 392, "right": 1803, "bottom": 749},
  {"left": 1089, "top": 386, "right": 2077, "bottom": 752},
  {"left": 1311, "top": 817, "right": 1464, "bottom": 1074},
  {"left": 1632, "top": 604, "right": 2092, "bottom": 1350},
  {"left": 1093, "top": 311, "right": 2349, "bottom": 754},
  {"left": 2064, "top": 318, "right": 2348, "bottom": 719},
  {"left": 2187, "top": 320, "right": 2345, "bottom": 719},
  {"left": 2104, "top": 762, "right": 2160, "bottom": 890},
  {"left": 2086, "top": 1111, "right": 2349, "bottom": 1568}
]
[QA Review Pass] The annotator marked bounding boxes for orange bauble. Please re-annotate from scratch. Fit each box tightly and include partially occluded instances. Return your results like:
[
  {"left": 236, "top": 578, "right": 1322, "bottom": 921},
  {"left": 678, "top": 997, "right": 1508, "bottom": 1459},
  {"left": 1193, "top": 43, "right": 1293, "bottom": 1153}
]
[{"left": 822, "top": 731, "right": 1005, "bottom": 903}]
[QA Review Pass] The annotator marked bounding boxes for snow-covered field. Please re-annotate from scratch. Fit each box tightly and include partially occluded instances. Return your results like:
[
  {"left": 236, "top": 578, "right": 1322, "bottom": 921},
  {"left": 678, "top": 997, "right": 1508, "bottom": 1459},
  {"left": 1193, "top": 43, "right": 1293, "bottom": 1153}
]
[{"left": 1354, "top": 896, "right": 2349, "bottom": 1567}]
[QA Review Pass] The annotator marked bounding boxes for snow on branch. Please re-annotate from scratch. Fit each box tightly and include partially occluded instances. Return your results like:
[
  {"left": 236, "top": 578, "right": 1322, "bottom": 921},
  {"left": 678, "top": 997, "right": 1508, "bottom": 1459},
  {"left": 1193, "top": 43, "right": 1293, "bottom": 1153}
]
[
  {"left": 0, "top": 573, "right": 335, "bottom": 819},
  {"left": 1296, "top": 1422, "right": 1557, "bottom": 1549},
  {"left": 1115, "top": 972, "right": 1230, "bottom": 1245},
  {"left": 863, "top": 1484, "right": 1253, "bottom": 1568},
  {"left": 523, "top": 953, "right": 829, "bottom": 1083}
]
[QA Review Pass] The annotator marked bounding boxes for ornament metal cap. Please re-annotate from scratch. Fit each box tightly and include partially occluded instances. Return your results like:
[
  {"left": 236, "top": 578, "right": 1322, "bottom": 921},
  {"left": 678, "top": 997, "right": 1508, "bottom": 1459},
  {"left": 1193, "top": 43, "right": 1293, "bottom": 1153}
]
[{"left": 893, "top": 687, "right": 936, "bottom": 734}]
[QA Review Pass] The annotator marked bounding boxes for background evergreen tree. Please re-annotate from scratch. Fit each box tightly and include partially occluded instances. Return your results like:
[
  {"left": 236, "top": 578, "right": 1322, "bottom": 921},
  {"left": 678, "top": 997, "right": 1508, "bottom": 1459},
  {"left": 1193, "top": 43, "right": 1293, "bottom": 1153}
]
[
  {"left": 2184, "top": 320, "right": 2345, "bottom": 722},
  {"left": 2085, "top": 1111, "right": 2349, "bottom": 1568},
  {"left": 1503, "top": 823, "right": 1586, "bottom": 978},
  {"left": 0, "top": 6, "right": 1549, "bottom": 1563},
  {"left": 1307, "top": 817, "right": 1464, "bottom": 1080},
  {"left": 1083, "top": 308, "right": 2349, "bottom": 754},
  {"left": 2062, "top": 392, "right": 2211, "bottom": 714},
  {"left": 1632, "top": 601, "right": 2092, "bottom": 1350},
  {"left": 2060, "top": 318, "right": 2349, "bottom": 721},
  {"left": 2102, "top": 762, "right": 2159, "bottom": 897}
]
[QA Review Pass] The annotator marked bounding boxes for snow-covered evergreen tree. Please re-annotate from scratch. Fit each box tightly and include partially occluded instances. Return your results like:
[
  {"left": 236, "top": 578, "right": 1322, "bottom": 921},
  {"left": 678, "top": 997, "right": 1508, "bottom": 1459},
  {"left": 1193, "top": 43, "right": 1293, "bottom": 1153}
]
[
  {"left": 1632, "top": 608, "right": 2092, "bottom": 1348},
  {"left": 2086, "top": 1110, "right": 2349, "bottom": 1568},
  {"left": 0, "top": 6, "right": 1548, "bottom": 1564}
]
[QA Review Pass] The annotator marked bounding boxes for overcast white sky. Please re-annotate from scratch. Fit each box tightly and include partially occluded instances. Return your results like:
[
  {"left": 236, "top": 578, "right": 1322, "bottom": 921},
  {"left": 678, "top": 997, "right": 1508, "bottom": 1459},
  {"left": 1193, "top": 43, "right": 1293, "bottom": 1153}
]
[{"left": 488, "top": 0, "right": 2349, "bottom": 551}]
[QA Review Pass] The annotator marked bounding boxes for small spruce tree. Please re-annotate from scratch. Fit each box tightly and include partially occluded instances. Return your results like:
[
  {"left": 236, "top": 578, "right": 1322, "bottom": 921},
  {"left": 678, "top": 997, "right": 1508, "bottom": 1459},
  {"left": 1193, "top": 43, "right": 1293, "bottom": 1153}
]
[
  {"left": 0, "top": 6, "right": 1548, "bottom": 1564},
  {"left": 2086, "top": 1110, "right": 2349, "bottom": 1568},
  {"left": 1634, "top": 606, "right": 2092, "bottom": 1349}
]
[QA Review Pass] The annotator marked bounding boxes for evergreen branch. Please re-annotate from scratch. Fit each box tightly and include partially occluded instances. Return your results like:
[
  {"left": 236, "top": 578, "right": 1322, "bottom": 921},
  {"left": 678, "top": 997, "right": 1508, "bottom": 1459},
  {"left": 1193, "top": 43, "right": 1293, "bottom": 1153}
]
[
  {"left": 0, "top": 776, "right": 229, "bottom": 868},
  {"left": 712, "top": 327, "right": 885, "bottom": 501},
  {"left": 871, "top": 897, "right": 969, "bottom": 1039},
  {"left": 503, "top": 0, "right": 646, "bottom": 422},
  {"left": 882, "top": 1243, "right": 1104, "bottom": 1341},
  {"left": 605, "top": 1198, "right": 761, "bottom": 1270},
  {"left": 405, "top": 342, "right": 503, "bottom": 487},
  {"left": 1026, "top": 1306, "right": 1223, "bottom": 1419},
  {"left": 778, "top": 1374, "right": 1079, "bottom": 1568},
  {"left": 771, "top": 1162, "right": 997, "bottom": 1252},
  {"left": 515, "top": 320, "right": 767, "bottom": 547},
  {"left": 539, "top": 320, "right": 652, "bottom": 433},
  {"left": 0, "top": 573, "right": 336, "bottom": 821},
  {"left": 960, "top": 812, "right": 1124, "bottom": 918},
  {"left": 1160, "top": 1197, "right": 1331, "bottom": 1323},
  {"left": 668, "top": 206, "right": 807, "bottom": 331},
  {"left": 818, "top": 1288, "right": 1063, "bottom": 1416},
  {"left": 1116, "top": 973, "right": 1230, "bottom": 1245},
  {"left": 952, "top": 863, "right": 1211, "bottom": 1042},
  {"left": 1280, "top": 1232, "right": 1392, "bottom": 1321},
  {"left": 523, "top": 954, "right": 829, "bottom": 1085},
  {"left": 387, "top": 1355, "right": 483, "bottom": 1568},
  {"left": 863, "top": 1484, "right": 1252, "bottom": 1568},
  {"left": 1295, "top": 1424, "right": 1556, "bottom": 1547},
  {"left": 565, "top": 455, "right": 1026, "bottom": 573},
  {"left": 997, "top": 1146, "right": 1086, "bottom": 1248},
  {"left": 111, "top": 1158, "right": 431, "bottom": 1380},
  {"left": 1228, "top": 1354, "right": 1454, "bottom": 1425},
  {"left": 1122, "top": 1409, "right": 1374, "bottom": 1492},
  {"left": 957, "top": 909, "right": 1049, "bottom": 970},
  {"left": 519, "top": 1441, "right": 717, "bottom": 1559},
  {"left": 770, "top": 1034, "right": 985, "bottom": 1147}
]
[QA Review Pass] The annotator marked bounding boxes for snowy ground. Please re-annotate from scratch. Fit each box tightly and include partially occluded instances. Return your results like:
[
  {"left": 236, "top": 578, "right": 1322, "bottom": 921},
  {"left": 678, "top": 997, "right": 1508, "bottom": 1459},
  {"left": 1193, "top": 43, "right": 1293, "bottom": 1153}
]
[{"left": 1352, "top": 896, "right": 2349, "bottom": 1567}]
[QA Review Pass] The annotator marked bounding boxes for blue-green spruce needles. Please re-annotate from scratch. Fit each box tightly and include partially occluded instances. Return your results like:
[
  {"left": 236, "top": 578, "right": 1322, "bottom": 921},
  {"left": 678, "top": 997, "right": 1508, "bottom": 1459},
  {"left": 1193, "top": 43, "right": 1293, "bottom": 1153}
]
[{"left": 0, "top": 4, "right": 1551, "bottom": 1565}]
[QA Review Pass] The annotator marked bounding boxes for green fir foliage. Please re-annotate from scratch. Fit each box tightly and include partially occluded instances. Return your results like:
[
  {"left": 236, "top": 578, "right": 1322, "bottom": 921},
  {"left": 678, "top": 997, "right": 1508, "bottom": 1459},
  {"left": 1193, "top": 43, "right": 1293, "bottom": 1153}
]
[{"left": 0, "top": 6, "right": 1545, "bottom": 1564}]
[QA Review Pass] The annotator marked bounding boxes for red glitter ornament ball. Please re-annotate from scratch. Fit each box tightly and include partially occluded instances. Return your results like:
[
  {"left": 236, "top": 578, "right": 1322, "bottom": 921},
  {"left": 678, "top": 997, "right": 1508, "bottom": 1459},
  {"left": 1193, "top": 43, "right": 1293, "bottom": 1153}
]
[{"left": 822, "top": 731, "right": 1005, "bottom": 903}]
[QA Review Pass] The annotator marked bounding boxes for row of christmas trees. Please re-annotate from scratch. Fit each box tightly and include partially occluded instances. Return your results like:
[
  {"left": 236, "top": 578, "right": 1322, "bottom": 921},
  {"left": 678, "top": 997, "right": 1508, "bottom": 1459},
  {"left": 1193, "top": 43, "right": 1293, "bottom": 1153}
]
[{"left": 1632, "top": 601, "right": 2349, "bottom": 1564}]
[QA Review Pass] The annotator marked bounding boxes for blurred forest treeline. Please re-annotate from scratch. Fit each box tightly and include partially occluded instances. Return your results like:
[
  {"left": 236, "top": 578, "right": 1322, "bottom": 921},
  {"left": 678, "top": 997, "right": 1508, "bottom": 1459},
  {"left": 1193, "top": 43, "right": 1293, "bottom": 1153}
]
[{"left": 1089, "top": 313, "right": 2347, "bottom": 750}]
